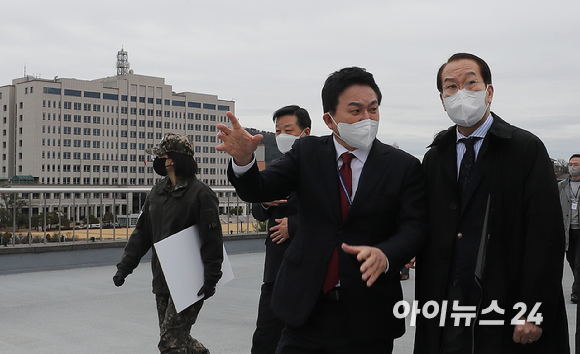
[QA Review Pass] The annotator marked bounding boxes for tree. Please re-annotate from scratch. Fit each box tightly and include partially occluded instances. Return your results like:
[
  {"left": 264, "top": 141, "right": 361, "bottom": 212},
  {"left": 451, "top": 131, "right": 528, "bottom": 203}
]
[
  {"left": 60, "top": 218, "right": 72, "bottom": 228},
  {"left": 0, "top": 209, "right": 12, "bottom": 229},
  {"left": 555, "top": 158, "right": 569, "bottom": 178},
  {"left": 102, "top": 212, "right": 115, "bottom": 223},
  {"left": 0, "top": 192, "right": 26, "bottom": 230},
  {"left": 86, "top": 215, "right": 100, "bottom": 224},
  {"left": 229, "top": 207, "right": 243, "bottom": 216},
  {"left": 31, "top": 214, "right": 43, "bottom": 231}
]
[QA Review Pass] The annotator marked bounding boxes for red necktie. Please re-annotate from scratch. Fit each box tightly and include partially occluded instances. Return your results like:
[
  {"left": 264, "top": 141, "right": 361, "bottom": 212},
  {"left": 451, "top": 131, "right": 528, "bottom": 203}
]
[{"left": 323, "top": 152, "right": 353, "bottom": 293}]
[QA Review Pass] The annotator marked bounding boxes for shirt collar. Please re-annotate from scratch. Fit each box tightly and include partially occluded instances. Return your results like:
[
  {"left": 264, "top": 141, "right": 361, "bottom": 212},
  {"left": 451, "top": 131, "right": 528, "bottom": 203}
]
[
  {"left": 161, "top": 176, "right": 190, "bottom": 192},
  {"left": 456, "top": 113, "right": 494, "bottom": 142},
  {"left": 332, "top": 135, "right": 371, "bottom": 164}
]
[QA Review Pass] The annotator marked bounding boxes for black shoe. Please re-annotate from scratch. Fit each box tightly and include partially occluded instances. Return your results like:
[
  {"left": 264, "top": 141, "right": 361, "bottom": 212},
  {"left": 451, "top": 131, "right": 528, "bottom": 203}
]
[{"left": 571, "top": 293, "right": 577, "bottom": 304}]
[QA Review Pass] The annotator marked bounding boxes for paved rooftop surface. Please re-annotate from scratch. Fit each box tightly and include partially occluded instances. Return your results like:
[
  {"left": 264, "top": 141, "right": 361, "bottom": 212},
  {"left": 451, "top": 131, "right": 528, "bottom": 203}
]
[{"left": 0, "top": 242, "right": 576, "bottom": 354}]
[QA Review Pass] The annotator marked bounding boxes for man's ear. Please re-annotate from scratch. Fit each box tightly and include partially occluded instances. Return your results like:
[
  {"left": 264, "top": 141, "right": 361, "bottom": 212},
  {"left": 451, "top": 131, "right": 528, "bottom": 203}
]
[
  {"left": 486, "top": 85, "right": 494, "bottom": 105},
  {"left": 322, "top": 112, "right": 334, "bottom": 129},
  {"left": 303, "top": 127, "right": 311, "bottom": 137}
]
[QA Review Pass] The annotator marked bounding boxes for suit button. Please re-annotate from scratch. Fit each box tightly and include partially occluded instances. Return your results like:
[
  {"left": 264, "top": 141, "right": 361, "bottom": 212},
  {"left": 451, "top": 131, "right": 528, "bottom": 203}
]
[
  {"left": 457, "top": 233, "right": 463, "bottom": 239},
  {"left": 450, "top": 203, "right": 458, "bottom": 210}
]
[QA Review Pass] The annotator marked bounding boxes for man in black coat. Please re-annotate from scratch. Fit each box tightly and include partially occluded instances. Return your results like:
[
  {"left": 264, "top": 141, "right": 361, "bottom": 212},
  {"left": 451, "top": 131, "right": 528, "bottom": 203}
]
[
  {"left": 251, "top": 105, "right": 311, "bottom": 354},
  {"left": 217, "top": 67, "right": 426, "bottom": 353},
  {"left": 414, "top": 53, "right": 569, "bottom": 354}
]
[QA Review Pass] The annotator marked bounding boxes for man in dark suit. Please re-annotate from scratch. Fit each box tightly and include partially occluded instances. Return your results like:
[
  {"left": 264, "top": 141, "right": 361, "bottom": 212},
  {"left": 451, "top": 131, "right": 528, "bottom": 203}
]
[
  {"left": 251, "top": 105, "right": 311, "bottom": 354},
  {"left": 217, "top": 67, "right": 426, "bottom": 353},
  {"left": 414, "top": 53, "right": 569, "bottom": 354}
]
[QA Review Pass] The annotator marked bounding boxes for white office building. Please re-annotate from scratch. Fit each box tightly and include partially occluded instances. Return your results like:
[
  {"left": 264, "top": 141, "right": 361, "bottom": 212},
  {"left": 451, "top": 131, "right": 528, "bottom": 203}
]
[{"left": 0, "top": 49, "right": 260, "bottom": 222}]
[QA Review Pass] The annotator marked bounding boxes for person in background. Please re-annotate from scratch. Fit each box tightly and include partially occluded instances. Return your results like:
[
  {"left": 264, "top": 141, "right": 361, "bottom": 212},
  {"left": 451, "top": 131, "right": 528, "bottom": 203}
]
[
  {"left": 113, "top": 133, "right": 223, "bottom": 354},
  {"left": 560, "top": 153, "right": 580, "bottom": 304},
  {"left": 251, "top": 105, "right": 311, "bottom": 354}
]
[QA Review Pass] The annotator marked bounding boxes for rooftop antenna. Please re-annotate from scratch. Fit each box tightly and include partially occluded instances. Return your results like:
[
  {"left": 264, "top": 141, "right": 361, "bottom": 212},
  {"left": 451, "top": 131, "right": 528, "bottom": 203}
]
[{"left": 116, "top": 46, "right": 130, "bottom": 75}]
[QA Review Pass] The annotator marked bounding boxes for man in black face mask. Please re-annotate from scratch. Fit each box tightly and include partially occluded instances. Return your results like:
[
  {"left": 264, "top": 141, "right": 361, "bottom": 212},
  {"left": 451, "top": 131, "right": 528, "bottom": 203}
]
[{"left": 113, "top": 133, "right": 223, "bottom": 354}]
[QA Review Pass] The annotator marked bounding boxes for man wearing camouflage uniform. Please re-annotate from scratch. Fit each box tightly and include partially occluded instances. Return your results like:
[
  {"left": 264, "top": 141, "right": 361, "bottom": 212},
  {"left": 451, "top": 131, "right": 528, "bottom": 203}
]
[{"left": 113, "top": 133, "right": 223, "bottom": 354}]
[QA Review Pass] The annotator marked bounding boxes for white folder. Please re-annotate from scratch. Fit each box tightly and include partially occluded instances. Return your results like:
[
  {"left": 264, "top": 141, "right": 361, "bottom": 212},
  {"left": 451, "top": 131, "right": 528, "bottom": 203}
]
[{"left": 154, "top": 225, "right": 234, "bottom": 313}]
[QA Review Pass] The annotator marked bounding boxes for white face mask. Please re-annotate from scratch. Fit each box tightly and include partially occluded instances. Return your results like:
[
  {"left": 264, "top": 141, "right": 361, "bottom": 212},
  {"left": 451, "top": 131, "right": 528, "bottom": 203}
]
[
  {"left": 275, "top": 130, "right": 304, "bottom": 153},
  {"left": 443, "top": 86, "right": 490, "bottom": 127},
  {"left": 569, "top": 165, "right": 580, "bottom": 178},
  {"left": 328, "top": 113, "right": 378, "bottom": 150}
]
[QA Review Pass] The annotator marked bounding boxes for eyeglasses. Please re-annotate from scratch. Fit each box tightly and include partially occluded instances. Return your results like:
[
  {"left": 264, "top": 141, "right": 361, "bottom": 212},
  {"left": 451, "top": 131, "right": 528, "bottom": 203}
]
[
  {"left": 442, "top": 80, "right": 485, "bottom": 96},
  {"left": 569, "top": 162, "right": 580, "bottom": 167}
]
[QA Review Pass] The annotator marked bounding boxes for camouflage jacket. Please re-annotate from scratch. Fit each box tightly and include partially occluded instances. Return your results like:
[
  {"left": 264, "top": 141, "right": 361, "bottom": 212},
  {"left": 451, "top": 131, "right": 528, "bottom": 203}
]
[{"left": 117, "top": 176, "right": 223, "bottom": 294}]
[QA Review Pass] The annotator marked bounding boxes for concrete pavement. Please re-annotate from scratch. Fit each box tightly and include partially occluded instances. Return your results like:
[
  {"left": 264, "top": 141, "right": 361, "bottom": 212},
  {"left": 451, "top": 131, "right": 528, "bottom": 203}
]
[{"left": 0, "top": 248, "right": 576, "bottom": 353}]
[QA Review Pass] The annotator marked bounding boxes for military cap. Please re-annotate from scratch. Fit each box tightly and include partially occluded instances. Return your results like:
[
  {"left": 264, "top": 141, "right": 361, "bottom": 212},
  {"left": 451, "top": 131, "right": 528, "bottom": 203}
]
[{"left": 145, "top": 133, "right": 195, "bottom": 156}]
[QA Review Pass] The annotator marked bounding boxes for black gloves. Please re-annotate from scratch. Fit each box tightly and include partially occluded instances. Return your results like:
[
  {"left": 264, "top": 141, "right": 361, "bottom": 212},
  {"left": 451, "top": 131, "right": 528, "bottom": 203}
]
[
  {"left": 197, "top": 283, "right": 216, "bottom": 300},
  {"left": 113, "top": 271, "right": 127, "bottom": 287}
]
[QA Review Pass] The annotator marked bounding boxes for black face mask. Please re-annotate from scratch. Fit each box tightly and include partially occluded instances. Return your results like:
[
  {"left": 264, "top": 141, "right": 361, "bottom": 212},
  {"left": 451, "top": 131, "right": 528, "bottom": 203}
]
[{"left": 153, "top": 157, "right": 168, "bottom": 176}]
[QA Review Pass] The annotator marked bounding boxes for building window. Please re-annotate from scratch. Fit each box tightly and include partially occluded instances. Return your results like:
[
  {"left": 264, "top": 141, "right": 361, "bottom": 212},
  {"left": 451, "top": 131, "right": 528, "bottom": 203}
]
[{"left": 84, "top": 91, "right": 100, "bottom": 99}]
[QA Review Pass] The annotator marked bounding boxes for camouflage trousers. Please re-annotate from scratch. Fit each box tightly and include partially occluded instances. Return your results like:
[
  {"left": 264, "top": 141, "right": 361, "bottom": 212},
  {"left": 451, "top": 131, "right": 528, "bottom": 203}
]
[{"left": 156, "top": 294, "right": 209, "bottom": 354}]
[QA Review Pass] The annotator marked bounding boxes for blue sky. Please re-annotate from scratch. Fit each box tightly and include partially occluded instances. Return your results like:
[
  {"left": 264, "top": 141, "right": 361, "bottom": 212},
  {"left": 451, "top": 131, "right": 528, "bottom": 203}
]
[{"left": 2, "top": 0, "right": 578, "bottom": 160}]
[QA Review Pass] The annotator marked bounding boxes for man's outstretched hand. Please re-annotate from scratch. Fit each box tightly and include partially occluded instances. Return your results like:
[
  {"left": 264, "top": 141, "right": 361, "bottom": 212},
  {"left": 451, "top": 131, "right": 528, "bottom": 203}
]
[
  {"left": 216, "top": 112, "right": 263, "bottom": 166},
  {"left": 342, "top": 243, "right": 388, "bottom": 287}
]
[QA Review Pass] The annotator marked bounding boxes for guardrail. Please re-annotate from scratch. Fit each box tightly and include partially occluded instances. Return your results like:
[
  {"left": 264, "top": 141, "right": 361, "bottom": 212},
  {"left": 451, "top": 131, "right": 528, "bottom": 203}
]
[{"left": 0, "top": 185, "right": 259, "bottom": 246}]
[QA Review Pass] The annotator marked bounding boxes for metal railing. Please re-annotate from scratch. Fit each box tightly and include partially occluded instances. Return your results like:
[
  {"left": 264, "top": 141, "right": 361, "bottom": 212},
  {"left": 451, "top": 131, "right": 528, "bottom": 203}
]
[{"left": 0, "top": 185, "right": 260, "bottom": 247}]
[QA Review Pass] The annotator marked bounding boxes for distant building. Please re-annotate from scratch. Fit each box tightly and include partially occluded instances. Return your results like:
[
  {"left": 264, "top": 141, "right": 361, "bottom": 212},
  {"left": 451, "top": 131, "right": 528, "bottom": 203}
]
[{"left": 0, "top": 49, "right": 263, "bottom": 222}]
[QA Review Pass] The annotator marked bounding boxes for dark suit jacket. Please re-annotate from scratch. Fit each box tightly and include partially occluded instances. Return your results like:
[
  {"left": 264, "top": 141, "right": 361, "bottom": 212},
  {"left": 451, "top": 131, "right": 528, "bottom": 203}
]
[
  {"left": 229, "top": 135, "right": 426, "bottom": 341},
  {"left": 415, "top": 113, "right": 569, "bottom": 354},
  {"left": 252, "top": 193, "right": 298, "bottom": 283}
]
